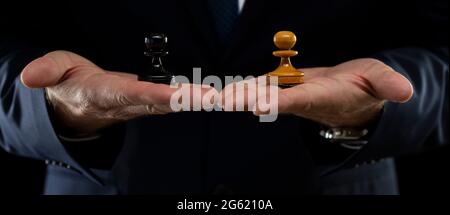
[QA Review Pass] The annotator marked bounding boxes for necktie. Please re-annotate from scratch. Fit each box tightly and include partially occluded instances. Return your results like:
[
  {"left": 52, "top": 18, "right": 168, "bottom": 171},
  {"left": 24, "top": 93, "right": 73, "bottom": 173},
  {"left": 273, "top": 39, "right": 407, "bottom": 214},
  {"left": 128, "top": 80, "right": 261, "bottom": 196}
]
[{"left": 208, "top": 0, "right": 239, "bottom": 44}]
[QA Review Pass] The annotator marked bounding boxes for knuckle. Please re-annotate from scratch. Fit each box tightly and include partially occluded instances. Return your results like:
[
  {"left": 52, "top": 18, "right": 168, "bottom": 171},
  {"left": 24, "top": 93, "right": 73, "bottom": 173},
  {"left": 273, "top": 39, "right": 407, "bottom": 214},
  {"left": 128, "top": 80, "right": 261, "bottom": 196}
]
[
  {"left": 359, "top": 58, "right": 396, "bottom": 78},
  {"left": 73, "top": 90, "right": 99, "bottom": 116},
  {"left": 144, "top": 104, "right": 164, "bottom": 115},
  {"left": 103, "top": 108, "right": 129, "bottom": 120},
  {"left": 76, "top": 99, "right": 96, "bottom": 116},
  {"left": 115, "top": 93, "right": 133, "bottom": 106},
  {"left": 363, "top": 60, "right": 381, "bottom": 71},
  {"left": 364, "top": 58, "right": 384, "bottom": 66}
]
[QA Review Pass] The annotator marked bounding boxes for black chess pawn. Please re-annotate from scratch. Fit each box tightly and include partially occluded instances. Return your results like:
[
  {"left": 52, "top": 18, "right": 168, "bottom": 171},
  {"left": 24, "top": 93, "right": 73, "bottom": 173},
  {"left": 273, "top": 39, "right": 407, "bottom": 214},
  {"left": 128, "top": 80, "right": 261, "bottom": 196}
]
[{"left": 139, "top": 33, "right": 175, "bottom": 84}]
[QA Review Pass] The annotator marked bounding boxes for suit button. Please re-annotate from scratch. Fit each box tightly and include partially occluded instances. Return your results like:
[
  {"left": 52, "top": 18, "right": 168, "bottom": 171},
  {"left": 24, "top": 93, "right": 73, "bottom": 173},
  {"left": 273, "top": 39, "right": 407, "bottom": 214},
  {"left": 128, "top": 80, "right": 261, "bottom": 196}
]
[
  {"left": 44, "top": 160, "right": 71, "bottom": 169},
  {"left": 213, "top": 184, "right": 234, "bottom": 195}
]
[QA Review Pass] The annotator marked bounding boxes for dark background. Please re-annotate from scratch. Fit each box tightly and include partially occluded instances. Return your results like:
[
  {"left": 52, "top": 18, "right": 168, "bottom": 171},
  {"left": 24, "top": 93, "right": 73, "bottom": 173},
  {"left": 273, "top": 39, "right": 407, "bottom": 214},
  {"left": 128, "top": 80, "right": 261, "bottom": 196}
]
[
  {"left": 1, "top": 145, "right": 449, "bottom": 194},
  {"left": 0, "top": 0, "right": 447, "bottom": 195}
]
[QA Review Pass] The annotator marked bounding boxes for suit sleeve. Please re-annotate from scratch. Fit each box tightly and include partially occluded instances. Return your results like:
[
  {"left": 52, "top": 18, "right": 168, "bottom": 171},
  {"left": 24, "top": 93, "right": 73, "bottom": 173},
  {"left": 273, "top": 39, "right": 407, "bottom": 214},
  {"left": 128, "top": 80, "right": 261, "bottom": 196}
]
[
  {"left": 0, "top": 1, "right": 109, "bottom": 185},
  {"left": 346, "top": 47, "right": 447, "bottom": 167},
  {"left": 0, "top": 44, "right": 107, "bottom": 185},
  {"left": 322, "top": 0, "right": 448, "bottom": 174}
]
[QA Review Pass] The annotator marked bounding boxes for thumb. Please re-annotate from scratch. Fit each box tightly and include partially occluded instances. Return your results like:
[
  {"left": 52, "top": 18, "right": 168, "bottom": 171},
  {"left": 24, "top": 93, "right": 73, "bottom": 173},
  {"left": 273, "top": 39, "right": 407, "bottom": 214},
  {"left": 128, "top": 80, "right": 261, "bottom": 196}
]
[
  {"left": 21, "top": 51, "right": 95, "bottom": 88},
  {"left": 366, "top": 66, "right": 414, "bottom": 103}
]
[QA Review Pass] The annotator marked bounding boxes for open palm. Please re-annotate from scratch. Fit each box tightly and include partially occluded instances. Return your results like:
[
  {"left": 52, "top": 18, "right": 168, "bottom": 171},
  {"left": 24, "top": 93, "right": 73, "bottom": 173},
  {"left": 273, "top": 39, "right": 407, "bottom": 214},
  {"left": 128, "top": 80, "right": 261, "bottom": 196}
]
[{"left": 273, "top": 58, "right": 413, "bottom": 127}]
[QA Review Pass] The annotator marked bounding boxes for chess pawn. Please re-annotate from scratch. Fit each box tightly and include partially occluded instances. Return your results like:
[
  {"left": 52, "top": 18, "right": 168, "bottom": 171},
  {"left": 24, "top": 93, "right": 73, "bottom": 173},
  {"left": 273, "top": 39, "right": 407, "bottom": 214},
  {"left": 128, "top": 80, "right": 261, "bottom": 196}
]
[
  {"left": 266, "top": 31, "right": 304, "bottom": 88},
  {"left": 139, "top": 33, "right": 175, "bottom": 84}
]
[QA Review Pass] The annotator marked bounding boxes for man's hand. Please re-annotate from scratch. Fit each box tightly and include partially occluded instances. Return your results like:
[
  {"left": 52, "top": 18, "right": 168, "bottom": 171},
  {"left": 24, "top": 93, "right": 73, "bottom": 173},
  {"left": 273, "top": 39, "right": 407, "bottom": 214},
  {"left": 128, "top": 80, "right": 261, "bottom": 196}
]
[
  {"left": 221, "top": 58, "right": 414, "bottom": 127},
  {"left": 21, "top": 51, "right": 214, "bottom": 137}
]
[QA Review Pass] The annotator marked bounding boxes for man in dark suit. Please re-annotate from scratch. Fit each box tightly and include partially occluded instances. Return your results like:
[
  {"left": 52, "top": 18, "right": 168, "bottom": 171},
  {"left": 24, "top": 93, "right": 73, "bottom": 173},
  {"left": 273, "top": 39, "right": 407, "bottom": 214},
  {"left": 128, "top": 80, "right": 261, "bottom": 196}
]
[{"left": 0, "top": 0, "right": 447, "bottom": 194}]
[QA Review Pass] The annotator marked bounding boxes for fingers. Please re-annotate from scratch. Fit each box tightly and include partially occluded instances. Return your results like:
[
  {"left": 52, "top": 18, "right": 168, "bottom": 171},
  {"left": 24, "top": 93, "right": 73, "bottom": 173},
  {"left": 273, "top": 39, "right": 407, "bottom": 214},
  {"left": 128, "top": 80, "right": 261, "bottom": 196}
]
[
  {"left": 252, "top": 86, "right": 282, "bottom": 115},
  {"left": 271, "top": 68, "right": 326, "bottom": 114},
  {"left": 219, "top": 78, "right": 264, "bottom": 111},
  {"left": 275, "top": 90, "right": 293, "bottom": 114},
  {"left": 117, "top": 104, "right": 172, "bottom": 119},
  {"left": 110, "top": 75, "right": 217, "bottom": 114},
  {"left": 121, "top": 80, "right": 180, "bottom": 106},
  {"left": 299, "top": 67, "right": 329, "bottom": 80},
  {"left": 168, "top": 83, "right": 218, "bottom": 112},
  {"left": 97, "top": 72, "right": 217, "bottom": 110},
  {"left": 252, "top": 85, "right": 313, "bottom": 116},
  {"left": 21, "top": 51, "right": 96, "bottom": 88},
  {"left": 364, "top": 64, "right": 414, "bottom": 103},
  {"left": 218, "top": 76, "right": 287, "bottom": 115},
  {"left": 218, "top": 69, "right": 327, "bottom": 114},
  {"left": 107, "top": 71, "right": 139, "bottom": 80}
]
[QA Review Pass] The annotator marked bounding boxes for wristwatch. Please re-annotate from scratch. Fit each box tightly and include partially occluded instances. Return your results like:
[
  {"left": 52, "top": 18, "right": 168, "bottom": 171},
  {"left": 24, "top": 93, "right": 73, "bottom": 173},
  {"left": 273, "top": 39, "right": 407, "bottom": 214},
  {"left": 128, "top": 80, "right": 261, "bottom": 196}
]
[{"left": 319, "top": 127, "right": 369, "bottom": 150}]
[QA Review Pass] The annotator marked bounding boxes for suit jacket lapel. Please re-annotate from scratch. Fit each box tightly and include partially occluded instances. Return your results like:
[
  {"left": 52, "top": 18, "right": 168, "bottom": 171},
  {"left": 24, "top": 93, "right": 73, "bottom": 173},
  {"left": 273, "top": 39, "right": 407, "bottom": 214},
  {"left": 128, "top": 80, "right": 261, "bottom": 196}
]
[{"left": 183, "top": 0, "right": 276, "bottom": 75}]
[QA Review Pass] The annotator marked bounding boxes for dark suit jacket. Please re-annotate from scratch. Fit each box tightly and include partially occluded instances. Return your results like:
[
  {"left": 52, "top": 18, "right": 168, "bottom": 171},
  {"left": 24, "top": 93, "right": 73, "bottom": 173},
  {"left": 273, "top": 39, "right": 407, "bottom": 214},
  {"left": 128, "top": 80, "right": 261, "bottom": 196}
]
[{"left": 0, "top": 0, "right": 448, "bottom": 194}]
